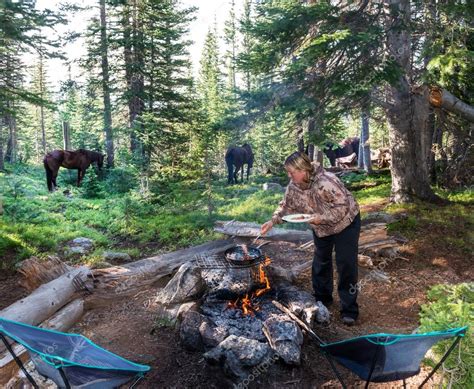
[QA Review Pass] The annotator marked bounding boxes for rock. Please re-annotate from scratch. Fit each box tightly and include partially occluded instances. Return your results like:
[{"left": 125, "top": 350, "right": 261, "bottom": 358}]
[
  {"left": 358, "top": 254, "right": 374, "bottom": 268},
  {"left": 276, "top": 283, "right": 330, "bottom": 325},
  {"left": 156, "top": 262, "right": 206, "bottom": 305},
  {"left": 314, "top": 301, "right": 330, "bottom": 324},
  {"left": 102, "top": 251, "right": 132, "bottom": 262},
  {"left": 156, "top": 301, "right": 199, "bottom": 326},
  {"left": 362, "top": 212, "right": 398, "bottom": 225},
  {"left": 204, "top": 335, "right": 272, "bottom": 378},
  {"left": 368, "top": 269, "right": 391, "bottom": 283},
  {"left": 65, "top": 237, "right": 94, "bottom": 255},
  {"left": 263, "top": 314, "right": 303, "bottom": 365},
  {"left": 179, "top": 311, "right": 210, "bottom": 351},
  {"left": 200, "top": 322, "right": 229, "bottom": 349},
  {"left": 262, "top": 183, "right": 284, "bottom": 192}
]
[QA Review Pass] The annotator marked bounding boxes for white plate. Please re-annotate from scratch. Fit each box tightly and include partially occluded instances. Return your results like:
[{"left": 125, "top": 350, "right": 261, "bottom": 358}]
[{"left": 282, "top": 214, "right": 313, "bottom": 223}]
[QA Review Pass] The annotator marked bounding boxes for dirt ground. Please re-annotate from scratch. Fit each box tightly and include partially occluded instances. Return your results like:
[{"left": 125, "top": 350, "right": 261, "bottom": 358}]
[{"left": 2, "top": 203, "right": 472, "bottom": 389}]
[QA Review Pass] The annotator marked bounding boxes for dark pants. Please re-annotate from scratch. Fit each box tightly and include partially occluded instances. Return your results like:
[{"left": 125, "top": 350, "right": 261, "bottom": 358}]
[{"left": 312, "top": 213, "right": 360, "bottom": 319}]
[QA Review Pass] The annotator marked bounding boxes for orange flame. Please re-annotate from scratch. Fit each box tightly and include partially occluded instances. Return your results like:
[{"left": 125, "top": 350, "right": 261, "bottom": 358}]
[{"left": 228, "top": 257, "right": 272, "bottom": 315}]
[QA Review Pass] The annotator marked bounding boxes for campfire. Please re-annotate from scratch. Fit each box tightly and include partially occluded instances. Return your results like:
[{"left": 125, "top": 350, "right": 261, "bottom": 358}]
[
  {"left": 155, "top": 242, "right": 330, "bottom": 379},
  {"left": 227, "top": 256, "right": 271, "bottom": 315}
]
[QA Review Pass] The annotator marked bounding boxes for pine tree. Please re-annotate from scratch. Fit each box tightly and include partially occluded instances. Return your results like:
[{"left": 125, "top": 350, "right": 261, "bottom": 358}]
[{"left": 99, "top": 0, "right": 114, "bottom": 167}]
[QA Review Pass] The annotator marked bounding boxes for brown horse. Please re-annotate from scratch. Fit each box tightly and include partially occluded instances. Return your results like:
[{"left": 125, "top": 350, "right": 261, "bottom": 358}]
[
  {"left": 43, "top": 149, "right": 105, "bottom": 192},
  {"left": 225, "top": 144, "right": 254, "bottom": 184}
]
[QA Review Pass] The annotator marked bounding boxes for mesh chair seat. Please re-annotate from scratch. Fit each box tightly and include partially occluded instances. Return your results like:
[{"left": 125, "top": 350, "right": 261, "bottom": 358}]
[
  {"left": 321, "top": 327, "right": 467, "bottom": 387},
  {"left": 0, "top": 317, "right": 150, "bottom": 389}
]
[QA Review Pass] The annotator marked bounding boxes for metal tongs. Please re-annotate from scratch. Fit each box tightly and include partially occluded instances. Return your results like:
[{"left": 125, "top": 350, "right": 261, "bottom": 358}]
[{"left": 252, "top": 233, "right": 261, "bottom": 245}]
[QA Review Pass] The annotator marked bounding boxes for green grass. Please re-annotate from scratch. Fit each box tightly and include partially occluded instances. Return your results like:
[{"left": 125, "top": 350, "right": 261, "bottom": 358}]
[
  {"left": 1, "top": 163, "right": 472, "bottom": 270},
  {"left": 419, "top": 283, "right": 473, "bottom": 388}
]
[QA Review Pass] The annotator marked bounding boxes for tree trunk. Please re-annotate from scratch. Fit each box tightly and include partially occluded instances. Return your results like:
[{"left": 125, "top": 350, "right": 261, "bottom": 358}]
[
  {"left": 359, "top": 106, "right": 372, "bottom": 173},
  {"left": 62, "top": 120, "right": 71, "bottom": 150},
  {"left": 0, "top": 119, "right": 5, "bottom": 171},
  {"left": 306, "top": 115, "right": 324, "bottom": 165},
  {"left": 5, "top": 105, "right": 17, "bottom": 163},
  {"left": 99, "top": 0, "right": 114, "bottom": 168},
  {"left": 384, "top": 0, "right": 439, "bottom": 203},
  {"left": 296, "top": 122, "right": 305, "bottom": 152},
  {"left": 129, "top": 0, "right": 145, "bottom": 162},
  {"left": 37, "top": 53, "right": 47, "bottom": 155}
]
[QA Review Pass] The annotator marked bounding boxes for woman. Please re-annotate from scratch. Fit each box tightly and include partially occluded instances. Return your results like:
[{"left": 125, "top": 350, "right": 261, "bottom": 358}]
[{"left": 260, "top": 151, "right": 361, "bottom": 325}]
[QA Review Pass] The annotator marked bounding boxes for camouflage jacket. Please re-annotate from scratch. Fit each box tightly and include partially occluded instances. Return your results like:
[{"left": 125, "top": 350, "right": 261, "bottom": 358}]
[{"left": 271, "top": 163, "right": 359, "bottom": 237}]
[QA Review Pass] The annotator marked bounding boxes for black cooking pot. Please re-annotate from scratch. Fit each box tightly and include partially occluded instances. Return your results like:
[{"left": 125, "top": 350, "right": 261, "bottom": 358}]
[{"left": 224, "top": 245, "right": 265, "bottom": 266}]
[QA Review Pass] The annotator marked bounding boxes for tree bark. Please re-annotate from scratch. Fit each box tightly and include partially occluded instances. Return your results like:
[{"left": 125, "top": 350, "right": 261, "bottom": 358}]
[
  {"left": 62, "top": 120, "right": 71, "bottom": 150},
  {"left": 88, "top": 239, "right": 235, "bottom": 301},
  {"left": 38, "top": 53, "right": 46, "bottom": 155},
  {"left": 99, "top": 0, "right": 114, "bottom": 168},
  {"left": 384, "top": 0, "right": 439, "bottom": 203},
  {"left": 359, "top": 106, "right": 372, "bottom": 173},
  {"left": 0, "top": 266, "right": 89, "bottom": 326},
  {"left": 129, "top": 0, "right": 145, "bottom": 161},
  {"left": 5, "top": 104, "right": 17, "bottom": 163},
  {"left": 0, "top": 118, "right": 5, "bottom": 171}
]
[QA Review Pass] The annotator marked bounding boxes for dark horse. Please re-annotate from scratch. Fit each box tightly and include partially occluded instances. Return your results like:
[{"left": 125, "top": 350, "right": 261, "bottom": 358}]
[
  {"left": 225, "top": 144, "right": 254, "bottom": 184},
  {"left": 43, "top": 149, "right": 105, "bottom": 192},
  {"left": 323, "top": 137, "right": 360, "bottom": 167}
]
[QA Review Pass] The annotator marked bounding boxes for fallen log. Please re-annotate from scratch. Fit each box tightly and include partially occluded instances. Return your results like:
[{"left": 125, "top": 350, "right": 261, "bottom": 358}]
[
  {"left": 18, "top": 256, "right": 72, "bottom": 292},
  {"left": 88, "top": 239, "right": 235, "bottom": 302},
  {"left": 218, "top": 220, "right": 404, "bottom": 259},
  {"left": 215, "top": 221, "right": 312, "bottom": 243},
  {"left": 0, "top": 298, "right": 84, "bottom": 386},
  {"left": 0, "top": 266, "right": 89, "bottom": 326}
]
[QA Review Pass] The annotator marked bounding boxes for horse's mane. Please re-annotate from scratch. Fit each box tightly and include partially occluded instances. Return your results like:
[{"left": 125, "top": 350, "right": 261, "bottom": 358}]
[{"left": 77, "top": 149, "right": 102, "bottom": 162}]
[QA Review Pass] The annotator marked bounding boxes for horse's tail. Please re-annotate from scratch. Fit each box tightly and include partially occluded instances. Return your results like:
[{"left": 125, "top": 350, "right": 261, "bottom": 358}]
[
  {"left": 43, "top": 158, "right": 53, "bottom": 192},
  {"left": 225, "top": 149, "right": 234, "bottom": 183}
]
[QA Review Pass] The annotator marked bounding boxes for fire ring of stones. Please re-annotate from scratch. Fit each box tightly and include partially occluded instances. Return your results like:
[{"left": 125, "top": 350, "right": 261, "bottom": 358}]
[{"left": 155, "top": 252, "right": 330, "bottom": 379}]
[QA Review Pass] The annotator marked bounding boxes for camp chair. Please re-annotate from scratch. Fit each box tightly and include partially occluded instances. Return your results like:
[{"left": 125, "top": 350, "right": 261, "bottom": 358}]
[
  {"left": 321, "top": 326, "right": 468, "bottom": 388},
  {"left": 0, "top": 317, "right": 150, "bottom": 388},
  {"left": 272, "top": 301, "right": 467, "bottom": 389}
]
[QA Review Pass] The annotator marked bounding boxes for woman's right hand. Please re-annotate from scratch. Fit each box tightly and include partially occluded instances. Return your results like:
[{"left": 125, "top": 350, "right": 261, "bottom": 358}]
[{"left": 260, "top": 221, "right": 274, "bottom": 236}]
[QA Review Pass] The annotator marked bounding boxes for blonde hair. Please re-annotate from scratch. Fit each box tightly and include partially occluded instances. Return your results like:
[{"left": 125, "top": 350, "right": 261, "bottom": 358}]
[{"left": 284, "top": 152, "right": 314, "bottom": 174}]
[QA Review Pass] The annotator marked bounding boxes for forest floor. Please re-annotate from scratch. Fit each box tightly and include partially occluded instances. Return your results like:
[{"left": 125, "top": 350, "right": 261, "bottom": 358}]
[{"left": 2, "top": 200, "right": 472, "bottom": 388}]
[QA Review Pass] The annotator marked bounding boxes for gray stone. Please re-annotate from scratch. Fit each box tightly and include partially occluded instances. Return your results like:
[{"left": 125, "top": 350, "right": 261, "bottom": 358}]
[
  {"left": 72, "top": 237, "right": 94, "bottom": 246},
  {"left": 65, "top": 237, "right": 94, "bottom": 255},
  {"left": 102, "top": 251, "right": 132, "bottom": 262},
  {"left": 262, "top": 182, "right": 284, "bottom": 192},
  {"left": 263, "top": 314, "right": 303, "bottom": 365},
  {"left": 362, "top": 212, "right": 398, "bottom": 225},
  {"left": 179, "top": 311, "right": 209, "bottom": 351},
  {"left": 156, "top": 262, "right": 206, "bottom": 305},
  {"left": 204, "top": 335, "right": 272, "bottom": 378},
  {"left": 156, "top": 301, "right": 199, "bottom": 326},
  {"left": 314, "top": 301, "right": 330, "bottom": 324},
  {"left": 200, "top": 322, "right": 229, "bottom": 349},
  {"left": 277, "top": 283, "right": 330, "bottom": 325}
]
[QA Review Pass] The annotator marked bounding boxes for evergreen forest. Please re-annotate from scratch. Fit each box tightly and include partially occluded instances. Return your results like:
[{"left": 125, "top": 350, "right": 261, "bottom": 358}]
[{"left": 0, "top": 1, "right": 472, "bottom": 388}]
